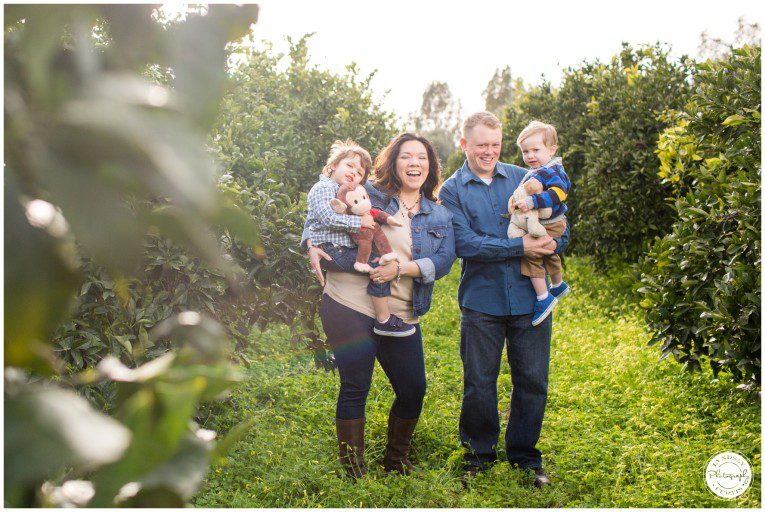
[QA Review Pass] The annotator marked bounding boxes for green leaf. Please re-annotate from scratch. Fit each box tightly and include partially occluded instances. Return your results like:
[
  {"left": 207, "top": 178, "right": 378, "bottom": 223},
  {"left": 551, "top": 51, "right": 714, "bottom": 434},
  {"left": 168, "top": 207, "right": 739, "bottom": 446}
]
[
  {"left": 4, "top": 382, "right": 131, "bottom": 490},
  {"left": 721, "top": 114, "right": 747, "bottom": 126},
  {"left": 127, "top": 433, "right": 213, "bottom": 504},
  {"left": 4, "top": 175, "right": 80, "bottom": 371}
]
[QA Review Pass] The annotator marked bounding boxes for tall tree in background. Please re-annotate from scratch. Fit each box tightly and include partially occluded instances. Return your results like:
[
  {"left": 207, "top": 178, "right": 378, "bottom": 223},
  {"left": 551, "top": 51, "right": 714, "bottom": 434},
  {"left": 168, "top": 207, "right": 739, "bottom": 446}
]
[
  {"left": 699, "top": 16, "right": 760, "bottom": 61},
  {"left": 409, "top": 80, "right": 462, "bottom": 164},
  {"left": 482, "top": 65, "right": 525, "bottom": 117}
]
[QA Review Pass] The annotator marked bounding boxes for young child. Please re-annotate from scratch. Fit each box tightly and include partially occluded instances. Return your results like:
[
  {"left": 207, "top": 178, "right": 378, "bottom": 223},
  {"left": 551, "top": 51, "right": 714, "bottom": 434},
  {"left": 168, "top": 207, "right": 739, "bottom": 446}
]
[
  {"left": 304, "top": 140, "right": 415, "bottom": 337},
  {"left": 514, "top": 121, "right": 571, "bottom": 326}
]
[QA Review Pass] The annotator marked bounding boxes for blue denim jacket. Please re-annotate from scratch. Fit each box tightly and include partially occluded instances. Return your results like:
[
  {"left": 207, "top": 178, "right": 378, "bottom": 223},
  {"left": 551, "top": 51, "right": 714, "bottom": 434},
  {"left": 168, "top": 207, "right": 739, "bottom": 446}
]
[
  {"left": 302, "top": 182, "right": 456, "bottom": 317},
  {"left": 439, "top": 160, "right": 569, "bottom": 316},
  {"left": 365, "top": 183, "right": 456, "bottom": 316}
]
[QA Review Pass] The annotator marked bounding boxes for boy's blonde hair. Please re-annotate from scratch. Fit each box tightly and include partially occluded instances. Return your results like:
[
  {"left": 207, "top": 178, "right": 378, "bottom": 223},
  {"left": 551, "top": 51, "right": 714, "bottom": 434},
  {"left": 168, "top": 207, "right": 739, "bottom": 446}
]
[
  {"left": 516, "top": 120, "right": 558, "bottom": 148},
  {"left": 462, "top": 111, "right": 501, "bottom": 138},
  {"left": 322, "top": 140, "right": 373, "bottom": 183}
]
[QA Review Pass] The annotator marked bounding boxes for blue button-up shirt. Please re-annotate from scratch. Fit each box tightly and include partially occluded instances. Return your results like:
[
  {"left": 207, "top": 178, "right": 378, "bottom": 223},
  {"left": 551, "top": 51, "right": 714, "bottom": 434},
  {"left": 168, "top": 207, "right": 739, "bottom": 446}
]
[{"left": 439, "top": 160, "right": 569, "bottom": 316}]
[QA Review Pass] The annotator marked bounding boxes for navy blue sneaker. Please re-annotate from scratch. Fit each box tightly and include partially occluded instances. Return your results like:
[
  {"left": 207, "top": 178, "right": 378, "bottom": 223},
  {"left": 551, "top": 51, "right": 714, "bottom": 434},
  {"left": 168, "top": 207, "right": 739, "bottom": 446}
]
[
  {"left": 531, "top": 295, "right": 558, "bottom": 326},
  {"left": 549, "top": 281, "right": 570, "bottom": 300},
  {"left": 374, "top": 314, "right": 416, "bottom": 337}
]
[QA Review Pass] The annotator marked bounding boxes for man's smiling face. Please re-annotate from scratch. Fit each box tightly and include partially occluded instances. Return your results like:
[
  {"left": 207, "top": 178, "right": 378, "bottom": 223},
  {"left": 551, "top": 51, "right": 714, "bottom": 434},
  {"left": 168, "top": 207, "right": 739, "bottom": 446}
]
[{"left": 460, "top": 124, "right": 503, "bottom": 178}]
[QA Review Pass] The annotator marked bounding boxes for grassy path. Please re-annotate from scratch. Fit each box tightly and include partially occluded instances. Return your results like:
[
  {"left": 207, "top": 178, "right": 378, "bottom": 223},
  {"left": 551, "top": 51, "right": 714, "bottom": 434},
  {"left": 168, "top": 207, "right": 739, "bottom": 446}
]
[{"left": 193, "top": 256, "right": 760, "bottom": 507}]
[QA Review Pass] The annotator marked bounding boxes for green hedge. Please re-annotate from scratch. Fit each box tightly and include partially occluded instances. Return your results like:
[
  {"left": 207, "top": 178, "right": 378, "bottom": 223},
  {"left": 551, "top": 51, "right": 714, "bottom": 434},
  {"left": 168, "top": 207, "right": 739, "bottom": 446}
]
[{"left": 637, "top": 45, "right": 761, "bottom": 385}]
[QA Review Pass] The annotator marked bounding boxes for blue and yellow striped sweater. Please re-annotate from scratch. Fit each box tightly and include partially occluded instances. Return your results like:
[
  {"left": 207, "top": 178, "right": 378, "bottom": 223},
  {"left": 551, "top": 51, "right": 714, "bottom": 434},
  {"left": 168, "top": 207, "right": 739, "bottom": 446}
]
[{"left": 521, "top": 156, "right": 571, "bottom": 222}]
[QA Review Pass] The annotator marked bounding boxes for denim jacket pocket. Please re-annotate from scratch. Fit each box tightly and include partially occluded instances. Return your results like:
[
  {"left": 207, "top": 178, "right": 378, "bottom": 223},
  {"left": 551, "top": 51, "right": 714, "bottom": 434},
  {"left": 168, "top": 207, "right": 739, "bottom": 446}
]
[{"left": 427, "top": 225, "right": 448, "bottom": 252}]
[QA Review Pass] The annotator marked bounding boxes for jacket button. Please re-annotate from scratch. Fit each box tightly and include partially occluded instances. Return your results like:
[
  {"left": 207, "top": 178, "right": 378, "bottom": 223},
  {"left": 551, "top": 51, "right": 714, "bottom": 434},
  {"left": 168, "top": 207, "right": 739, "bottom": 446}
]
[
  {"left": 414, "top": 248, "right": 420, "bottom": 254},
  {"left": 414, "top": 227, "right": 420, "bottom": 233}
]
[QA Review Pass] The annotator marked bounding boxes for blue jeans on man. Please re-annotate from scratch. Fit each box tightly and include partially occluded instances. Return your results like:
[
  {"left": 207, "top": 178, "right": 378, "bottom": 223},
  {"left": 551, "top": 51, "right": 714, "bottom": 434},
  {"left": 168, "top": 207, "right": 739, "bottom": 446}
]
[{"left": 459, "top": 307, "right": 551, "bottom": 469}]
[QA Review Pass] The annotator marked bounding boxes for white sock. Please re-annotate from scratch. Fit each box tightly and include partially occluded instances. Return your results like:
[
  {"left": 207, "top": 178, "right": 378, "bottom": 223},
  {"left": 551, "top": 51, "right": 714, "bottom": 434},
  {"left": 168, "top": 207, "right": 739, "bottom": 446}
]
[
  {"left": 537, "top": 292, "right": 549, "bottom": 301},
  {"left": 550, "top": 282, "right": 563, "bottom": 289},
  {"left": 377, "top": 315, "right": 390, "bottom": 324}
]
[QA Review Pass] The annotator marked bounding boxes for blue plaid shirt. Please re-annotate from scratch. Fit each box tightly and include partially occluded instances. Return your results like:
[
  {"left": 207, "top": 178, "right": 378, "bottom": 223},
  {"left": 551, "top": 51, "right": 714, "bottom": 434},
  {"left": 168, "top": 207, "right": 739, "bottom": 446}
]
[{"left": 304, "top": 175, "right": 361, "bottom": 249}]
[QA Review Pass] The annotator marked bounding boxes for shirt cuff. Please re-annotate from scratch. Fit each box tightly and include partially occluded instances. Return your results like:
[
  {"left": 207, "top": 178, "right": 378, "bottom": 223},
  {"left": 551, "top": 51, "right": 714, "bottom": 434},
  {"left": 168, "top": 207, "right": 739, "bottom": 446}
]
[
  {"left": 347, "top": 215, "right": 362, "bottom": 232},
  {"left": 508, "top": 237, "right": 524, "bottom": 258},
  {"left": 526, "top": 197, "right": 535, "bottom": 210},
  {"left": 413, "top": 258, "right": 435, "bottom": 285}
]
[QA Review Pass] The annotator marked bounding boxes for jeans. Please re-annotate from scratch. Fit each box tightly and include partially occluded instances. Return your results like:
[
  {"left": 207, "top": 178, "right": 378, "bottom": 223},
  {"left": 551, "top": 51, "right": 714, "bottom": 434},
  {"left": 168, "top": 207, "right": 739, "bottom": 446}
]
[
  {"left": 459, "top": 307, "right": 551, "bottom": 469},
  {"left": 320, "top": 294, "right": 426, "bottom": 420},
  {"left": 319, "top": 243, "right": 389, "bottom": 297}
]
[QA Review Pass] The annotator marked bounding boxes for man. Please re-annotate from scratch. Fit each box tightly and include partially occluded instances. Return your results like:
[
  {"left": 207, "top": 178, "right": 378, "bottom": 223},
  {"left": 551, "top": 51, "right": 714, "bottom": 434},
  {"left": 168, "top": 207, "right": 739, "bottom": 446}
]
[{"left": 439, "top": 111, "right": 568, "bottom": 489}]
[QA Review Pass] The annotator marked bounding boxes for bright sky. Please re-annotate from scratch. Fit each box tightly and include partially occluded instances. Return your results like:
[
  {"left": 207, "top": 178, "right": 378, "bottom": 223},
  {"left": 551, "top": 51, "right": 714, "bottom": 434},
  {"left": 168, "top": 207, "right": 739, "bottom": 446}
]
[{"left": 242, "top": 0, "right": 761, "bottom": 124}]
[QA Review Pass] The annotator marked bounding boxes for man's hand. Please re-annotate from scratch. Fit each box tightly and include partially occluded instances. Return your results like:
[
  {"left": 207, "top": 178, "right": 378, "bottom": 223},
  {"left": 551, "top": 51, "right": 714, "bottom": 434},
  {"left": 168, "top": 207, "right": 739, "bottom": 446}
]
[
  {"left": 522, "top": 234, "right": 557, "bottom": 258},
  {"left": 308, "top": 245, "right": 331, "bottom": 287},
  {"left": 361, "top": 214, "right": 375, "bottom": 229}
]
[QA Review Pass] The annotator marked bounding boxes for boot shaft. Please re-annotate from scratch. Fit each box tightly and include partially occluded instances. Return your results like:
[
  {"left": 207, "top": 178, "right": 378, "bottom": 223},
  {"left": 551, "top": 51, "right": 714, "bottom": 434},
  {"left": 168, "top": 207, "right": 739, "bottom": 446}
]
[{"left": 336, "top": 417, "right": 366, "bottom": 479}]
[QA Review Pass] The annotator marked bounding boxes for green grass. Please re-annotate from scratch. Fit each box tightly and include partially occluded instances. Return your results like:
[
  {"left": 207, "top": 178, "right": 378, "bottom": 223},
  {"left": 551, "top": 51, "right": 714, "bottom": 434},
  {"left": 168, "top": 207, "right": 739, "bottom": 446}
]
[{"left": 192, "top": 256, "right": 761, "bottom": 507}]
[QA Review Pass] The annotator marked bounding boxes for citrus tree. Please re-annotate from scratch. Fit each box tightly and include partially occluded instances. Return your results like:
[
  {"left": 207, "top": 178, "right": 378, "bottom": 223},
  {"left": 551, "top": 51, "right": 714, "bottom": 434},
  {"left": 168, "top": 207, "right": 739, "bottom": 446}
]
[
  {"left": 5, "top": 4, "right": 261, "bottom": 506},
  {"left": 637, "top": 45, "right": 761, "bottom": 386}
]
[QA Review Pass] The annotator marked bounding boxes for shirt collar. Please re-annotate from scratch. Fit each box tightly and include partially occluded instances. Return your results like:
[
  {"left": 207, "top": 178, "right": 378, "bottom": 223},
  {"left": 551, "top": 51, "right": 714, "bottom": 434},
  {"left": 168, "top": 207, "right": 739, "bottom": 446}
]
[
  {"left": 459, "top": 160, "right": 509, "bottom": 185},
  {"left": 319, "top": 174, "right": 339, "bottom": 187}
]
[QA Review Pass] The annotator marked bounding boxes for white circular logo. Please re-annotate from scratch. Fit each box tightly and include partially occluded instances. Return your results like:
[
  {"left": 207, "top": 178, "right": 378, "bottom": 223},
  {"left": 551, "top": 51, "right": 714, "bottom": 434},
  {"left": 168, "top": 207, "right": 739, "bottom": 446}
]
[{"left": 705, "top": 451, "right": 752, "bottom": 499}]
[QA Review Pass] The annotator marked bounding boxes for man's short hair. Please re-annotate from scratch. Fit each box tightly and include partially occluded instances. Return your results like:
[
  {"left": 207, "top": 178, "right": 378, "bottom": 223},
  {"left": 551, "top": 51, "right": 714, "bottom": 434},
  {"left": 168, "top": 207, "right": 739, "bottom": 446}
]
[
  {"left": 516, "top": 120, "right": 558, "bottom": 148},
  {"left": 462, "top": 111, "right": 501, "bottom": 138}
]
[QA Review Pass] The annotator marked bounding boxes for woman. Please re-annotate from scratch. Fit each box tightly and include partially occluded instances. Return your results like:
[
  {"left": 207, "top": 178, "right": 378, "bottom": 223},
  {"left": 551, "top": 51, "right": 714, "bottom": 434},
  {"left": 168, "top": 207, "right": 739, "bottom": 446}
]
[{"left": 305, "top": 133, "right": 456, "bottom": 478}]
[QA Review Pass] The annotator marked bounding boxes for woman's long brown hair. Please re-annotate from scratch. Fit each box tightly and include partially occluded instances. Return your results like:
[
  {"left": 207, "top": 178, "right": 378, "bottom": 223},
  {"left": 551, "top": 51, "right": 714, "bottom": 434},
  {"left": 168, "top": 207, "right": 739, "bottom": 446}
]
[{"left": 372, "top": 132, "right": 442, "bottom": 202}]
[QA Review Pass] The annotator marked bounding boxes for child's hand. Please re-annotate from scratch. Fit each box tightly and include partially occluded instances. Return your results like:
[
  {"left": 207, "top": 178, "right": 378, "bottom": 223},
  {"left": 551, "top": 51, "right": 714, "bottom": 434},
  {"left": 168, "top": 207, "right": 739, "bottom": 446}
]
[
  {"left": 361, "top": 214, "right": 375, "bottom": 229},
  {"left": 386, "top": 216, "right": 403, "bottom": 227},
  {"left": 518, "top": 201, "right": 530, "bottom": 213}
]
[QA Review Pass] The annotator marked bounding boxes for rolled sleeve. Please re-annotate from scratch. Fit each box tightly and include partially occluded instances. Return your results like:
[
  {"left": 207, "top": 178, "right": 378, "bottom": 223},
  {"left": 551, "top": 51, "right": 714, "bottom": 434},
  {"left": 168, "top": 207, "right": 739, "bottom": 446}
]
[{"left": 413, "top": 257, "right": 436, "bottom": 285}]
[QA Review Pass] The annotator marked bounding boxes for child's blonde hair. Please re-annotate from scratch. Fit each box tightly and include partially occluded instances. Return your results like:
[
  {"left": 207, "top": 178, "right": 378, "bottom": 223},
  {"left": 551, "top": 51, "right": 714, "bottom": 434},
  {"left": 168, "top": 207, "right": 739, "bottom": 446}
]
[
  {"left": 516, "top": 120, "right": 558, "bottom": 148},
  {"left": 321, "top": 140, "right": 373, "bottom": 183}
]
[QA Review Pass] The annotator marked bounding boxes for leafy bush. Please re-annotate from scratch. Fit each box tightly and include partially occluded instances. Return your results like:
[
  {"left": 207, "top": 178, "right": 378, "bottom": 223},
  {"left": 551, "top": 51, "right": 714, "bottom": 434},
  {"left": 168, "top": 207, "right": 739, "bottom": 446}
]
[
  {"left": 214, "top": 35, "right": 397, "bottom": 195},
  {"left": 637, "top": 45, "right": 761, "bottom": 385},
  {"left": 47, "top": 33, "right": 399, "bottom": 392},
  {"left": 500, "top": 44, "right": 694, "bottom": 263},
  {"left": 5, "top": 4, "right": 260, "bottom": 506}
]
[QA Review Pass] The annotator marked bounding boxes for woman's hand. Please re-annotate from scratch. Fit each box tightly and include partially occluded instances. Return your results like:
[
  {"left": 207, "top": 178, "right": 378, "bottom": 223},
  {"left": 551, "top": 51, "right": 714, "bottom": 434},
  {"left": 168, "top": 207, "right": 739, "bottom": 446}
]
[
  {"left": 308, "top": 245, "right": 331, "bottom": 286},
  {"left": 369, "top": 259, "right": 398, "bottom": 284}
]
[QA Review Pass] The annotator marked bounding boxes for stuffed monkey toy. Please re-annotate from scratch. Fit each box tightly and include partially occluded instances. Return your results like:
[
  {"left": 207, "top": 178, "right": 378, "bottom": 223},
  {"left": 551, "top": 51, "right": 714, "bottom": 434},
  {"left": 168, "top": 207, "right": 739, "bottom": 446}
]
[
  {"left": 329, "top": 183, "right": 402, "bottom": 273},
  {"left": 506, "top": 177, "right": 553, "bottom": 238}
]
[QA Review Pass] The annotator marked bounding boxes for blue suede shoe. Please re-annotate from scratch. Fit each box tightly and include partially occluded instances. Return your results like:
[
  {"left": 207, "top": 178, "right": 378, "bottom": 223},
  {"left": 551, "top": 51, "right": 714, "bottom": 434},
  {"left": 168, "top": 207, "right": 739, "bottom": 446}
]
[
  {"left": 549, "top": 281, "right": 570, "bottom": 300},
  {"left": 531, "top": 295, "right": 558, "bottom": 327}
]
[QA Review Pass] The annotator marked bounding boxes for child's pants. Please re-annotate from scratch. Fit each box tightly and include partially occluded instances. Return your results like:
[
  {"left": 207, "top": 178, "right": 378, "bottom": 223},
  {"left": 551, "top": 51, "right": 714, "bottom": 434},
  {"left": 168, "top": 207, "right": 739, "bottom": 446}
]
[
  {"left": 319, "top": 243, "right": 390, "bottom": 297},
  {"left": 520, "top": 218, "right": 567, "bottom": 279}
]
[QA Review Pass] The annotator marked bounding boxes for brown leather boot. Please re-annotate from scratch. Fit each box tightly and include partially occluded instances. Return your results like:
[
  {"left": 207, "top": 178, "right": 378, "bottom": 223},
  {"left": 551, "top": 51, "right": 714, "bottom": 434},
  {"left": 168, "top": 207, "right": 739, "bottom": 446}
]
[
  {"left": 336, "top": 417, "right": 366, "bottom": 479},
  {"left": 382, "top": 413, "right": 420, "bottom": 475}
]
